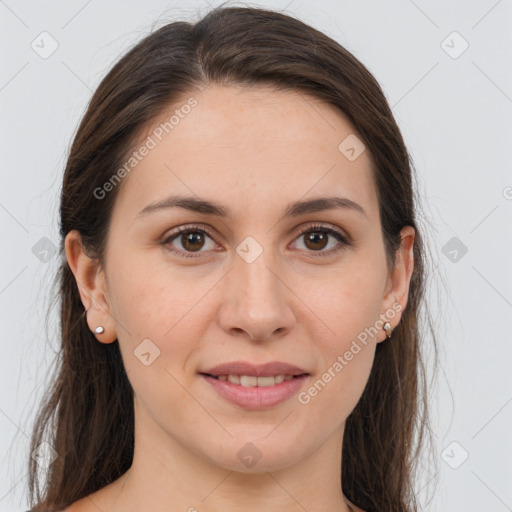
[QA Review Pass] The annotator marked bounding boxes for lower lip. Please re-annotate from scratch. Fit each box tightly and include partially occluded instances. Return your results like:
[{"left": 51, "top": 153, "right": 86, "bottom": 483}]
[{"left": 201, "top": 374, "right": 310, "bottom": 409}]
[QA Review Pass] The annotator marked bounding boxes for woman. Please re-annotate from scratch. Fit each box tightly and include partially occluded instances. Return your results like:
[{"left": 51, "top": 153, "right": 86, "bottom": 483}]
[{"left": 27, "top": 5, "right": 437, "bottom": 512}]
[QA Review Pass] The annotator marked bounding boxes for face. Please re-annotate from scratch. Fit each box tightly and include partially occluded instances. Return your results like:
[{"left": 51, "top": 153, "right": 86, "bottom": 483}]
[{"left": 67, "top": 84, "right": 414, "bottom": 475}]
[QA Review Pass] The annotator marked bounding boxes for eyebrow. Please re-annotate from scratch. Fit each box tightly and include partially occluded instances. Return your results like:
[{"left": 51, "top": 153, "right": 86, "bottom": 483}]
[{"left": 135, "top": 194, "right": 367, "bottom": 220}]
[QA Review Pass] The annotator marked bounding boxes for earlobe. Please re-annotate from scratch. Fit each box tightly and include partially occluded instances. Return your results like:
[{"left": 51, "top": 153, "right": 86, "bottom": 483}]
[{"left": 64, "top": 230, "right": 117, "bottom": 344}]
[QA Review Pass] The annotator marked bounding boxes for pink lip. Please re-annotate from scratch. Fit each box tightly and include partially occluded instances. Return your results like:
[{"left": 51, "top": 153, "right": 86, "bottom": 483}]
[
  {"left": 201, "top": 374, "right": 310, "bottom": 409},
  {"left": 201, "top": 361, "right": 309, "bottom": 377}
]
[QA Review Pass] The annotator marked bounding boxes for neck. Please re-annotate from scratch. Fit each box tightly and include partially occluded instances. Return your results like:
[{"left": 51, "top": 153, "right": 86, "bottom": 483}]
[{"left": 97, "top": 407, "right": 354, "bottom": 512}]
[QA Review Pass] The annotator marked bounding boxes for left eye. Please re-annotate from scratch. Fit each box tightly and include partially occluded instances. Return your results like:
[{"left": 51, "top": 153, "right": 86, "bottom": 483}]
[
  {"left": 162, "top": 224, "right": 350, "bottom": 258},
  {"left": 293, "top": 224, "right": 349, "bottom": 254}
]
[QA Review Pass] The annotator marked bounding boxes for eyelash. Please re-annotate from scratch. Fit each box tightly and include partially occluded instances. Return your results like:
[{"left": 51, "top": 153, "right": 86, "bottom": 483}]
[{"left": 162, "top": 223, "right": 351, "bottom": 259}]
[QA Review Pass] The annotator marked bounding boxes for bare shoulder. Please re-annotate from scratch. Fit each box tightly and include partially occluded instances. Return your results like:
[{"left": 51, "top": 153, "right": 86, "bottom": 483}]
[
  {"left": 59, "top": 494, "right": 102, "bottom": 512},
  {"left": 346, "top": 498, "right": 366, "bottom": 512},
  {"left": 59, "top": 498, "right": 87, "bottom": 512},
  {"left": 59, "top": 477, "right": 124, "bottom": 512},
  {"left": 58, "top": 471, "right": 129, "bottom": 512}
]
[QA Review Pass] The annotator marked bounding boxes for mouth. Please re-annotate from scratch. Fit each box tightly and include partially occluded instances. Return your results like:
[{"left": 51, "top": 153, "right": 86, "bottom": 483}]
[
  {"left": 201, "top": 360, "right": 309, "bottom": 379},
  {"left": 198, "top": 361, "right": 311, "bottom": 409},
  {"left": 199, "top": 373, "right": 308, "bottom": 387}
]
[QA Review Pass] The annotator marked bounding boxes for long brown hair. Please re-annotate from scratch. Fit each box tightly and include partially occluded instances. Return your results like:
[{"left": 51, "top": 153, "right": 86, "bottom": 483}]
[{"left": 27, "top": 4, "right": 438, "bottom": 511}]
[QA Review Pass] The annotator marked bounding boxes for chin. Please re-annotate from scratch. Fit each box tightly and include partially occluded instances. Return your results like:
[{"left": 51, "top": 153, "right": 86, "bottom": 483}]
[{"left": 201, "top": 435, "right": 308, "bottom": 474}]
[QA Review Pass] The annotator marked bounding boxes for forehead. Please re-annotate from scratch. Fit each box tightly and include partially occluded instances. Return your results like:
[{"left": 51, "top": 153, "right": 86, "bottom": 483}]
[{"left": 113, "top": 84, "right": 378, "bottom": 222}]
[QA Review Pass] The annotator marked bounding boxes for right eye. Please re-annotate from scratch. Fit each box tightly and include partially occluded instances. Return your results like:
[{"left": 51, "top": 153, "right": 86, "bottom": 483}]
[{"left": 162, "top": 224, "right": 219, "bottom": 258}]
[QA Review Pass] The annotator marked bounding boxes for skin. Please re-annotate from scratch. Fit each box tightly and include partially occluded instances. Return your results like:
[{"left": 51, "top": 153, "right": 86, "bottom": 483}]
[{"left": 64, "top": 84, "right": 414, "bottom": 512}]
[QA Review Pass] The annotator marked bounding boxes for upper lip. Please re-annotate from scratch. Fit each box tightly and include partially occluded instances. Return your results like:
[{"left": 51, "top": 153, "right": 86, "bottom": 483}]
[{"left": 201, "top": 361, "right": 309, "bottom": 377}]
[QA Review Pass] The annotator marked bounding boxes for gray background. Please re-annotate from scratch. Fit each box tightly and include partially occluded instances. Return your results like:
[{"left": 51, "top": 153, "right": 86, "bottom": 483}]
[{"left": 1, "top": 0, "right": 511, "bottom": 511}]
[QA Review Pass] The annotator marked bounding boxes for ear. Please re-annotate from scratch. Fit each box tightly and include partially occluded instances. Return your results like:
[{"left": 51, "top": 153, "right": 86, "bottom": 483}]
[
  {"left": 376, "top": 225, "right": 415, "bottom": 343},
  {"left": 64, "top": 230, "right": 117, "bottom": 344}
]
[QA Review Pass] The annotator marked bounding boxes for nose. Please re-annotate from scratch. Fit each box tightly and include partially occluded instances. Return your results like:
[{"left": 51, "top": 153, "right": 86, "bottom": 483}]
[{"left": 218, "top": 245, "right": 295, "bottom": 342}]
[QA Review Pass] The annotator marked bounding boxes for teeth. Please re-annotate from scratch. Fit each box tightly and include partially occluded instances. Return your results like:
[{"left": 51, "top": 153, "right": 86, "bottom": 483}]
[
  {"left": 216, "top": 374, "right": 294, "bottom": 386},
  {"left": 240, "top": 375, "right": 258, "bottom": 387},
  {"left": 257, "top": 376, "right": 275, "bottom": 387},
  {"left": 227, "top": 374, "right": 240, "bottom": 384}
]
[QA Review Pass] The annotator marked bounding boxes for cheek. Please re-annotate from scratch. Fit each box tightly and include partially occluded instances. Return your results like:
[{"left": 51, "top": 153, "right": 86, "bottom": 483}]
[
  {"left": 297, "top": 256, "right": 385, "bottom": 417},
  {"left": 107, "top": 251, "right": 194, "bottom": 339},
  {"left": 106, "top": 253, "right": 213, "bottom": 392},
  {"left": 299, "top": 299, "right": 378, "bottom": 433},
  {"left": 308, "top": 257, "right": 386, "bottom": 348}
]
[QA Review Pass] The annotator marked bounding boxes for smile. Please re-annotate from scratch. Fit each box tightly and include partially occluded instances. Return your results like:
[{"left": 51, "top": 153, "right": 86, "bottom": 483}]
[
  {"left": 207, "top": 374, "right": 305, "bottom": 386},
  {"left": 200, "top": 373, "right": 310, "bottom": 409}
]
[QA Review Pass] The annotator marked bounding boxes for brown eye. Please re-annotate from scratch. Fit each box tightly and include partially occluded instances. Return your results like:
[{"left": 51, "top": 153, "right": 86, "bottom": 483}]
[
  {"left": 293, "top": 224, "right": 350, "bottom": 256},
  {"left": 162, "top": 223, "right": 351, "bottom": 259},
  {"left": 303, "top": 231, "right": 329, "bottom": 251},
  {"left": 180, "top": 231, "right": 206, "bottom": 252},
  {"left": 163, "top": 225, "right": 217, "bottom": 258}
]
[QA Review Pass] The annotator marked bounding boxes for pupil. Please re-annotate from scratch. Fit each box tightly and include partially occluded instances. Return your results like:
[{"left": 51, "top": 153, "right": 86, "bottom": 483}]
[
  {"left": 306, "top": 232, "right": 327, "bottom": 250},
  {"left": 183, "top": 232, "right": 204, "bottom": 251}
]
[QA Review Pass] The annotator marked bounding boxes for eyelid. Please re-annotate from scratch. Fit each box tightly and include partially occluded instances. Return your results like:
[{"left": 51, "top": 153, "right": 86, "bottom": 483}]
[
  {"left": 294, "top": 222, "right": 350, "bottom": 243},
  {"left": 162, "top": 223, "right": 218, "bottom": 244}
]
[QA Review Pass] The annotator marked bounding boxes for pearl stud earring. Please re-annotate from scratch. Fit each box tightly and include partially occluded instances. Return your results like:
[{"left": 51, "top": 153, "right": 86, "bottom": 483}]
[{"left": 383, "top": 322, "right": 393, "bottom": 339}]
